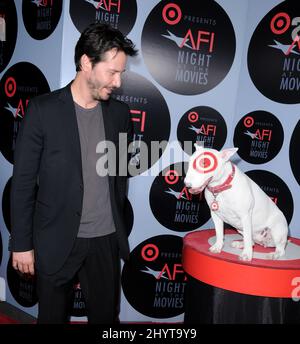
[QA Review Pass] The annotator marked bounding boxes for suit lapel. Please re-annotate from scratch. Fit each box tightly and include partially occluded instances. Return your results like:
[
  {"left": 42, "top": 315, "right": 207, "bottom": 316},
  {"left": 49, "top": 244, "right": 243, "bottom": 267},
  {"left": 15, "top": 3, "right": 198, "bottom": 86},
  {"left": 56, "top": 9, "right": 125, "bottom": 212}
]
[
  {"left": 58, "top": 84, "right": 83, "bottom": 175},
  {"left": 101, "top": 100, "right": 115, "bottom": 142},
  {"left": 101, "top": 100, "right": 117, "bottom": 185}
]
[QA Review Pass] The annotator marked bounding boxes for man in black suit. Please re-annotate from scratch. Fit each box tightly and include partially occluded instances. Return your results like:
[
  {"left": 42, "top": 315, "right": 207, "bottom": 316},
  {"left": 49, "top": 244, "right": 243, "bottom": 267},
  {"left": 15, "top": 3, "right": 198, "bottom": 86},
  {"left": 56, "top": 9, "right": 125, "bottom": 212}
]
[{"left": 10, "top": 23, "right": 137, "bottom": 324}]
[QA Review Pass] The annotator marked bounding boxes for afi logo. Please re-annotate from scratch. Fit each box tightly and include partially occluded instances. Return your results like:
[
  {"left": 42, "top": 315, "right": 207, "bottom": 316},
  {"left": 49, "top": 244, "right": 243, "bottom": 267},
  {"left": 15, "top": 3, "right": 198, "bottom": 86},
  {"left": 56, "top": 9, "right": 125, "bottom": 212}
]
[
  {"left": 270, "top": 12, "right": 300, "bottom": 55},
  {"left": 270, "top": 196, "right": 278, "bottom": 205},
  {"left": 32, "top": 0, "right": 53, "bottom": 7},
  {"left": 189, "top": 123, "right": 217, "bottom": 136},
  {"left": 180, "top": 29, "right": 215, "bottom": 52},
  {"left": 14, "top": 99, "right": 30, "bottom": 119},
  {"left": 245, "top": 129, "right": 272, "bottom": 141},
  {"left": 255, "top": 129, "right": 272, "bottom": 141},
  {"left": 163, "top": 29, "right": 215, "bottom": 52},
  {"left": 165, "top": 185, "right": 203, "bottom": 202},
  {"left": 0, "top": 14, "right": 6, "bottom": 42},
  {"left": 158, "top": 263, "right": 187, "bottom": 281},
  {"left": 178, "top": 186, "right": 202, "bottom": 201},
  {"left": 131, "top": 109, "right": 146, "bottom": 133},
  {"left": 85, "top": 0, "right": 121, "bottom": 13}
]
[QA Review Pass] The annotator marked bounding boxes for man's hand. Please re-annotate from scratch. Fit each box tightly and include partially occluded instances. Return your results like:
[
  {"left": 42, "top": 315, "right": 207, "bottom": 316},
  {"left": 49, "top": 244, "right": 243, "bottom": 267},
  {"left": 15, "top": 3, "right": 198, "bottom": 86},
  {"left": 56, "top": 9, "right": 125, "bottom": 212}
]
[{"left": 12, "top": 250, "right": 35, "bottom": 275}]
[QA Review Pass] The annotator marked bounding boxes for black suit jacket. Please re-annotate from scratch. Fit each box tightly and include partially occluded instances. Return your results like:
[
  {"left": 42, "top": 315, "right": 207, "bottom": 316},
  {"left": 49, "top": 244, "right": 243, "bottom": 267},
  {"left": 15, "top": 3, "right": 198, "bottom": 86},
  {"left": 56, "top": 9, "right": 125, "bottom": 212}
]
[{"left": 10, "top": 83, "right": 132, "bottom": 275}]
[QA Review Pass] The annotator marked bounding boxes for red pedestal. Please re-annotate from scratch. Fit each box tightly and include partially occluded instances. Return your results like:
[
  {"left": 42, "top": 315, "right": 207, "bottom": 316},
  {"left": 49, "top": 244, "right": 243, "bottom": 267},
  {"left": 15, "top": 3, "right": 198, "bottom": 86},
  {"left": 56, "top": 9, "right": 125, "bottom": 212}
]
[{"left": 183, "top": 229, "right": 300, "bottom": 298}]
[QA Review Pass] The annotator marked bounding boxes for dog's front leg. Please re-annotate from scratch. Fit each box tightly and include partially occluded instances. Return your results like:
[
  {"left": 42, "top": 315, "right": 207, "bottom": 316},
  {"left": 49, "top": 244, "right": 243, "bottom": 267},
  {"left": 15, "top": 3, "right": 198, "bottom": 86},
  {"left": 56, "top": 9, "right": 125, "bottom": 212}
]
[
  {"left": 209, "top": 212, "right": 224, "bottom": 253},
  {"left": 240, "top": 214, "right": 253, "bottom": 261}
]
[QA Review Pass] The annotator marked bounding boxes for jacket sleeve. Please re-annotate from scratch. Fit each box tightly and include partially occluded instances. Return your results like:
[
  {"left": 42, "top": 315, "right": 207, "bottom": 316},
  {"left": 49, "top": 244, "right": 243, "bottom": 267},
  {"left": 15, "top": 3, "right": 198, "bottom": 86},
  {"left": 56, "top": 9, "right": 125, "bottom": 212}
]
[{"left": 10, "top": 99, "right": 44, "bottom": 252}]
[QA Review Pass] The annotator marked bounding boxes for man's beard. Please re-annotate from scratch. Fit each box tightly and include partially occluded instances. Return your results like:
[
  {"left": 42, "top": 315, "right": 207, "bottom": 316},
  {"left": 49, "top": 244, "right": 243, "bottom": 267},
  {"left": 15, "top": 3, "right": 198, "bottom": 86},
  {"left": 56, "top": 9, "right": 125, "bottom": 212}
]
[{"left": 87, "top": 78, "right": 103, "bottom": 101}]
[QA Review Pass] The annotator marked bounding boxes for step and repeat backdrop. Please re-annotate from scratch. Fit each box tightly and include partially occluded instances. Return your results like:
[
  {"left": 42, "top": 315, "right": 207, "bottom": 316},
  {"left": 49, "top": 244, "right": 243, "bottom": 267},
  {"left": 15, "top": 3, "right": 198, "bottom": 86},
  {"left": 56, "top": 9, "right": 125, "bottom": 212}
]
[{"left": 0, "top": 0, "right": 299, "bottom": 322}]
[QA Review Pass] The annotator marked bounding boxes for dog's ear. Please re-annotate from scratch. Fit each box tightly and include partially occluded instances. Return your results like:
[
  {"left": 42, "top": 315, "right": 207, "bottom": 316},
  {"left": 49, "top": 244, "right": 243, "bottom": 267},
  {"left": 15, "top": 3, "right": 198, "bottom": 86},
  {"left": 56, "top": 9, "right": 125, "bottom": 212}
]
[{"left": 220, "top": 147, "right": 238, "bottom": 161}]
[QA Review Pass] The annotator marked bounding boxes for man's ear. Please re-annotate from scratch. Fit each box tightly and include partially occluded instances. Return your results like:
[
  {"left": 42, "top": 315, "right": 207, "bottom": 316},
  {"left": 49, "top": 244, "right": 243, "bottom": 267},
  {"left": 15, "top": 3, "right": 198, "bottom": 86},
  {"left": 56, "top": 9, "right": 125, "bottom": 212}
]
[
  {"left": 80, "top": 54, "right": 92, "bottom": 72},
  {"left": 220, "top": 147, "right": 238, "bottom": 161}
]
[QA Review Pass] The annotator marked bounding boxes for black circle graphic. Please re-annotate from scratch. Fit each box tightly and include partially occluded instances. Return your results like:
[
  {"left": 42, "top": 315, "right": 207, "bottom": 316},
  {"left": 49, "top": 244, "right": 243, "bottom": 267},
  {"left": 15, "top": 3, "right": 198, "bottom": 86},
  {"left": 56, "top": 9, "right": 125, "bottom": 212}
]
[
  {"left": 290, "top": 120, "right": 300, "bottom": 186},
  {"left": 142, "top": 0, "right": 236, "bottom": 95},
  {"left": 22, "top": 0, "right": 63, "bottom": 40},
  {"left": 2, "top": 177, "right": 12, "bottom": 232},
  {"left": 177, "top": 106, "right": 227, "bottom": 155},
  {"left": 0, "top": 0, "right": 17, "bottom": 73},
  {"left": 0, "top": 62, "right": 50, "bottom": 164},
  {"left": 245, "top": 170, "right": 293, "bottom": 225},
  {"left": 122, "top": 235, "right": 186, "bottom": 318},
  {"left": 112, "top": 71, "right": 171, "bottom": 177},
  {"left": 248, "top": 1, "right": 300, "bottom": 104},
  {"left": 233, "top": 111, "right": 284, "bottom": 164},
  {"left": 70, "top": 0, "right": 137, "bottom": 35},
  {"left": 7, "top": 256, "right": 38, "bottom": 307},
  {"left": 149, "top": 162, "right": 210, "bottom": 232}
]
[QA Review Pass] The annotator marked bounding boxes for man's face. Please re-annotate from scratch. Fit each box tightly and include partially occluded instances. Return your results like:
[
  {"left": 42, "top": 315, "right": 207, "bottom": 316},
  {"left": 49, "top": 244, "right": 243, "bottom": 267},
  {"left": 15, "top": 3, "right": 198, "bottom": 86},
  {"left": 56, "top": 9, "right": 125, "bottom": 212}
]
[{"left": 87, "top": 48, "right": 127, "bottom": 101}]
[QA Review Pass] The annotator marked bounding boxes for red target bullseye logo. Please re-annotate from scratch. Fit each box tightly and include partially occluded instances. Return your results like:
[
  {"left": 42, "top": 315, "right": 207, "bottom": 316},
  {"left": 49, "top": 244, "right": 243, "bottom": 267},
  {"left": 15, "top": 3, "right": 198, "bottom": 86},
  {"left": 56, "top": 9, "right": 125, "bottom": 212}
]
[
  {"left": 164, "top": 169, "right": 179, "bottom": 185},
  {"left": 244, "top": 116, "right": 254, "bottom": 128},
  {"left": 141, "top": 244, "right": 159, "bottom": 262},
  {"left": 270, "top": 12, "right": 290, "bottom": 35},
  {"left": 4, "top": 77, "right": 17, "bottom": 98},
  {"left": 188, "top": 111, "right": 199, "bottom": 123},
  {"left": 162, "top": 3, "right": 182, "bottom": 25},
  {"left": 193, "top": 152, "right": 218, "bottom": 174}
]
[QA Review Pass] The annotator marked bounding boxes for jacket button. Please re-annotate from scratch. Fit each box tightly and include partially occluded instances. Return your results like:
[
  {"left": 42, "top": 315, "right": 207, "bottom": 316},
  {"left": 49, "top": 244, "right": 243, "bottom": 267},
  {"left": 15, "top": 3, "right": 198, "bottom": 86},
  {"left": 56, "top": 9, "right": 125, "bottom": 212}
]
[
  {"left": 79, "top": 184, "right": 83, "bottom": 190},
  {"left": 76, "top": 211, "right": 81, "bottom": 217}
]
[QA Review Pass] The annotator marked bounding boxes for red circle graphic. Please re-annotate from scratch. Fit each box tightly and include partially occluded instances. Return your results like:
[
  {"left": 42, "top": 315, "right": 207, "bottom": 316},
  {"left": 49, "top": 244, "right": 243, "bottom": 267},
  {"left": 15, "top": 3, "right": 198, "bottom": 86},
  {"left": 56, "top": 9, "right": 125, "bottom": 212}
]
[
  {"left": 162, "top": 3, "right": 182, "bottom": 25},
  {"left": 244, "top": 116, "right": 254, "bottom": 128},
  {"left": 165, "top": 170, "right": 179, "bottom": 185},
  {"left": 141, "top": 244, "right": 159, "bottom": 262},
  {"left": 188, "top": 111, "right": 199, "bottom": 123},
  {"left": 270, "top": 12, "right": 290, "bottom": 35},
  {"left": 4, "top": 77, "right": 17, "bottom": 98}
]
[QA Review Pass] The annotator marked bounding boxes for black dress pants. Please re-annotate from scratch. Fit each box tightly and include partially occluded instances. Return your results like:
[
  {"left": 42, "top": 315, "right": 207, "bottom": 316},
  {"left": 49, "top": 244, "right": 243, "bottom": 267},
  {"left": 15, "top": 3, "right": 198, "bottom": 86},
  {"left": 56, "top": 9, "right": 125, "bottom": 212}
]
[{"left": 36, "top": 233, "right": 120, "bottom": 324}]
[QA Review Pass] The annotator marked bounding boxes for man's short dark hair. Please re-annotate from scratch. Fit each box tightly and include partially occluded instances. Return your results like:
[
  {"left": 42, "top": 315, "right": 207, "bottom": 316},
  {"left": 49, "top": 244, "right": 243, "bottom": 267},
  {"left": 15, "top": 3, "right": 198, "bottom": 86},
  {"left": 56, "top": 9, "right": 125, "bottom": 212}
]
[{"left": 75, "top": 23, "right": 138, "bottom": 71}]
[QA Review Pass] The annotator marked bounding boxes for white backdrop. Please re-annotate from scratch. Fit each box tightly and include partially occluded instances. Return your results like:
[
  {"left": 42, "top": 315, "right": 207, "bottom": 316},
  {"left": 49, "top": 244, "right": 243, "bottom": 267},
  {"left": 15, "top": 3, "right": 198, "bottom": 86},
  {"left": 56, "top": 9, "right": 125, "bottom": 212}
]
[{"left": 0, "top": 0, "right": 299, "bottom": 323}]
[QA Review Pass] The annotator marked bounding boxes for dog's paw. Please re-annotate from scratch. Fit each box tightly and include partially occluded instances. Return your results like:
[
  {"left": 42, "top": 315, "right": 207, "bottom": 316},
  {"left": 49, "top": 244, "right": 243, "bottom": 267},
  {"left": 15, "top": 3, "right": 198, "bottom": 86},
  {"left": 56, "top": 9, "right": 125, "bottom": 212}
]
[
  {"left": 231, "top": 240, "right": 244, "bottom": 249},
  {"left": 209, "top": 243, "right": 223, "bottom": 254},
  {"left": 265, "top": 252, "right": 277, "bottom": 260},
  {"left": 239, "top": 249, "right": 253, "bottom": 261},
  {"left": 266, "top": 249, "right": 284, "bottom": 260}
]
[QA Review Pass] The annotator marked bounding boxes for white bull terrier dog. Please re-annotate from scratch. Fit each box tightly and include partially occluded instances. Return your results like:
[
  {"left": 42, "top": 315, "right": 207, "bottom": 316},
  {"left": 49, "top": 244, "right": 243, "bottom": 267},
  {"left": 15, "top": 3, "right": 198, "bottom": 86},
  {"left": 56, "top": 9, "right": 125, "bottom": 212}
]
[{"left": 184, "top": 145, "right": 288, "bottom": 261}]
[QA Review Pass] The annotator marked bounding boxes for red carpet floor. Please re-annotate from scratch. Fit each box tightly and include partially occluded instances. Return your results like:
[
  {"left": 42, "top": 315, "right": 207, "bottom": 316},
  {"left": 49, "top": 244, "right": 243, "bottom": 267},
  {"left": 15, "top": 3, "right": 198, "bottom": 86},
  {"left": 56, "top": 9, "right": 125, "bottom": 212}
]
[
  {"left": 0, "top": 313, "right": 19, "bottom": 324},
  {"left": 0, "top": 302, "right": 36, "bottom": 324}
]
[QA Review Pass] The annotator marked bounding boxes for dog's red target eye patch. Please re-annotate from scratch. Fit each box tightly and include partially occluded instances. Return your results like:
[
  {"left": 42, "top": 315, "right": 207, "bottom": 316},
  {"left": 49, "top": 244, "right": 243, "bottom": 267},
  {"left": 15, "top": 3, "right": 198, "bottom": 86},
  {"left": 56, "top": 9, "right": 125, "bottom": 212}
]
[
  {"left": 200, "top": 158, "right": 210, "bottom": 168},
  {"left": 193, "top": 152, "right": 218, "bottom": 173}
]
